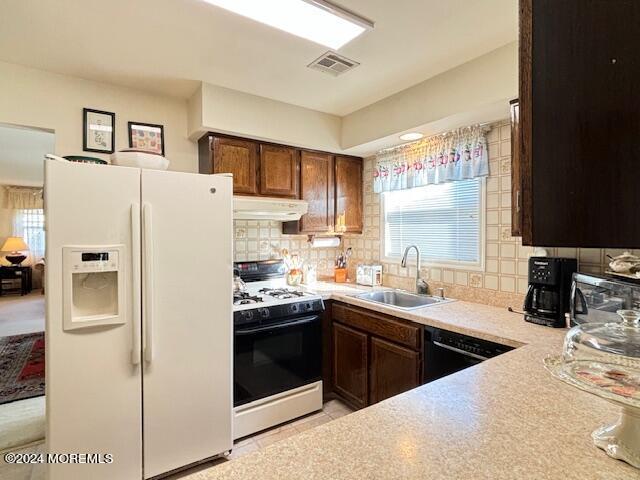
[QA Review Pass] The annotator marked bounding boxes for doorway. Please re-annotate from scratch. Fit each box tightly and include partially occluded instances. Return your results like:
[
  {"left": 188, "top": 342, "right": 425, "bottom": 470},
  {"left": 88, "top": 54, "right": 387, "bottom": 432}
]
[{"left": 0, "top": 123, "right": 52, "bottom": 477}]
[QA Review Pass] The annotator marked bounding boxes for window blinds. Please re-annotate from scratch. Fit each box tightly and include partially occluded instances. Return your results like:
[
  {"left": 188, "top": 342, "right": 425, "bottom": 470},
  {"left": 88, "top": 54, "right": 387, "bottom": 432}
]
[{"left": 383, "top": 178, "right": 482, "bottom": 264}]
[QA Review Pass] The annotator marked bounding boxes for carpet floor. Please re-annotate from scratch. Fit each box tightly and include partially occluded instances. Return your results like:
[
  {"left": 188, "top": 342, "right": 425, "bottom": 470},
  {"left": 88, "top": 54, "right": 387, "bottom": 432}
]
[{"left": 0, "top": 332, "right": 45, "bottom": 405}]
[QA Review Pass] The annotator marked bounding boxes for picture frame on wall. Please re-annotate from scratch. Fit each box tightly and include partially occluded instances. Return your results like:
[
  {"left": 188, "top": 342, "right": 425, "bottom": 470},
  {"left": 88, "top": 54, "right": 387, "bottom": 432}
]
[
  {"left": 83, "top": 108, "right": 115, "bottom": 153},
  {"left": 128, "top": 121, "right": 165, "bottom": 156}
]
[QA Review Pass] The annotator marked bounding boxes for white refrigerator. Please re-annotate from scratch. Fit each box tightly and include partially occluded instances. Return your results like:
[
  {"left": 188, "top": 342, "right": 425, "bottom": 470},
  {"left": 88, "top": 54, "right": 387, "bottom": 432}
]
[{"left": 44, "top": 159, "right": 233, "bottom": 480}]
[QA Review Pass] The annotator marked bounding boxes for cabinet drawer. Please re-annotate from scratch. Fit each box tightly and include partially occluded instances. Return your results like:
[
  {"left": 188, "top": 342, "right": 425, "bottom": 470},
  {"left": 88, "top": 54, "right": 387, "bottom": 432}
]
[{"left": 332, "top": 303, "right": 420, "bottom": 350}]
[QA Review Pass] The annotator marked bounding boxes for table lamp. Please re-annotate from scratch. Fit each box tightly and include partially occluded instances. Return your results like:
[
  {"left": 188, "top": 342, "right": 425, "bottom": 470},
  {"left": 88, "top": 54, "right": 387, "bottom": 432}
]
[{"left": 1, "top": 237, "right": 30, "bottom": 265}]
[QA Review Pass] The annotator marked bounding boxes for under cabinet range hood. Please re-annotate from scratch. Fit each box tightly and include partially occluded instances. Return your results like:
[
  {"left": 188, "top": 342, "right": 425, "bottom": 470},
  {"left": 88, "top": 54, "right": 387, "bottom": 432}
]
[{"left": 233, "top": 196, "right": 308, "bottom": 221}]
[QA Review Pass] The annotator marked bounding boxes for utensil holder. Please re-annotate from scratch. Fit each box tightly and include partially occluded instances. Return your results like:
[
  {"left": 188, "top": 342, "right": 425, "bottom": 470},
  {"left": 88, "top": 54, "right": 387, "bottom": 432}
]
[{"left": 334, "top": 268, "right": 347, "bottom": 283}]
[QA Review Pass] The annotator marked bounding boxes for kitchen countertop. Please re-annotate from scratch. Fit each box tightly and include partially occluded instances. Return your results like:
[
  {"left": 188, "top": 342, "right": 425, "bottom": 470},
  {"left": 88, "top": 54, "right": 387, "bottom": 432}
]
[{"left": 189, "top": 282, "right": 638, "bottom": 479}]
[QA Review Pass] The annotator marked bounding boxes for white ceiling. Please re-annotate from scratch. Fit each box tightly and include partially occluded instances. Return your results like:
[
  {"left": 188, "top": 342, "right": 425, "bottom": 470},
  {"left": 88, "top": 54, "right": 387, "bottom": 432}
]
[{"left": 0, "top": 0, "right": 517, "bottom": 116}]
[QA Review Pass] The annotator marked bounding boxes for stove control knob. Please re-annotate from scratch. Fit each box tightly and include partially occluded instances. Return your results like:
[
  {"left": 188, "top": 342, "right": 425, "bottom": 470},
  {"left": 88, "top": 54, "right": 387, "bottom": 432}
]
[
  {"left": 259, "top": 308, "right": 270, "bottom": 318},
  {"left": 244, "top": 311, "right": 253, "bottom": 321},
  {"left": 306, "top": 303, "right": 312, "bottom": 310},
  {"left": 290, "top": 304, "right": 299, "bottom": 313}
]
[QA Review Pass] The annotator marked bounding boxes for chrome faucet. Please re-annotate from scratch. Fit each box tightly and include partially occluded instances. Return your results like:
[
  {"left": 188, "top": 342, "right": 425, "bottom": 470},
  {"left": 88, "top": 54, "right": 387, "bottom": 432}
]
[{"left": 401, "top": 245, "right": 429, "bottom": 295}]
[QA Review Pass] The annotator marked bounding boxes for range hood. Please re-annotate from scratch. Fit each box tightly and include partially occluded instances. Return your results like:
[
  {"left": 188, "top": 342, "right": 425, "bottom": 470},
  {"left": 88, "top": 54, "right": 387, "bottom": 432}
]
[{"left": 233, "top": 196, "right": 308, "bottom": 221}]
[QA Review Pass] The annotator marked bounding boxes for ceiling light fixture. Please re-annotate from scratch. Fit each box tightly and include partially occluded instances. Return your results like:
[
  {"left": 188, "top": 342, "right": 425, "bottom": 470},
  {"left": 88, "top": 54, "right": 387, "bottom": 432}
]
[
  {"left": 399, "top": 132, "right": 424, "bottom": 141},
  {"left": 203, "top": 0, "right": 373, "bottom": 49}
]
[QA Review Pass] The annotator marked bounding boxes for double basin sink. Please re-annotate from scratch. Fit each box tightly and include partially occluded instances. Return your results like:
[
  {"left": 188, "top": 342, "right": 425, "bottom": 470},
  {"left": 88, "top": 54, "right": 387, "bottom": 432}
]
[{"left": 352, "top": 290, "right": 453, "bottom": 310}]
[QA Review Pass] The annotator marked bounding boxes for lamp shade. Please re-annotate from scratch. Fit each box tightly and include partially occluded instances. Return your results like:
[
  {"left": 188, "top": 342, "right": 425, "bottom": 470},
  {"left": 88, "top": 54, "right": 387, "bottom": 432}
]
[{"left": 1, "top": 237, "right": 30, "bottom": 252}]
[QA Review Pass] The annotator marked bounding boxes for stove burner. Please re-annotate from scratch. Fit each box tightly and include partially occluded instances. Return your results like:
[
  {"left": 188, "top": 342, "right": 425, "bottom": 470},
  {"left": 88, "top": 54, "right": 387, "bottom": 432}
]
[
  {"left": 233, "top": 292, "right": 264, "bottom": 305},
  {"left": 258, "top": 288, "right": 307, "bottom": 300}
]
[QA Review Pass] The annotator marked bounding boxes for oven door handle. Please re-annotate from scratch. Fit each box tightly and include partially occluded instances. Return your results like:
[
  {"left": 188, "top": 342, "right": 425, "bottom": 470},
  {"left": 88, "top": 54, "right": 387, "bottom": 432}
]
[
  {"left": 235, "top": 315, "right": 320, "bottom": 335},
  {"left": 432, "top": 340, "right": 490, "bottom": 362}
]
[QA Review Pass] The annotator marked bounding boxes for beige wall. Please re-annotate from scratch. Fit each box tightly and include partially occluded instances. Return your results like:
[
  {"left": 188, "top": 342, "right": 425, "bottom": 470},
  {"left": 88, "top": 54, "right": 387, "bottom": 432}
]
[
  {"left": 342, "top": 120, "right": 622, "bottom": 309},
  {"left": 0, "top": 61, "right": 197, "bottom": 172},
  {"left": 341, "top": 42, "right": 518, "bottom": 150},
  {"left": 191, "top": 83, "right": 343, "bottom": 153}
]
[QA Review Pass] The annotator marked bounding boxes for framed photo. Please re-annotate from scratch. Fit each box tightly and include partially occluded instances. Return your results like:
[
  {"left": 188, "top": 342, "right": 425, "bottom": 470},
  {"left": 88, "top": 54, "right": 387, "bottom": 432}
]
[
  {"left": 128, "top": 122, "right": 165, "bottom": 156},
  {"left": 83, "top": 108, "right": 115, "bottom": 153}
]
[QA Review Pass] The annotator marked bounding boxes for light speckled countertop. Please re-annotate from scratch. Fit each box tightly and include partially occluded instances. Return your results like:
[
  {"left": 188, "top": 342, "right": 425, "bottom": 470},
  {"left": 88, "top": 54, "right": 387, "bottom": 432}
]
[{"left": 189, "top": 282, "right": 638, "bottom": 479}]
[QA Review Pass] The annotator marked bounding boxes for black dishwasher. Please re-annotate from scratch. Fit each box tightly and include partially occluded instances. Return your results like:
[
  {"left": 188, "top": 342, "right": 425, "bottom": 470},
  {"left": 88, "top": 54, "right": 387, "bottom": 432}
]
[{"left": 423, "top": 326, "right": 514, "bottom": 382}]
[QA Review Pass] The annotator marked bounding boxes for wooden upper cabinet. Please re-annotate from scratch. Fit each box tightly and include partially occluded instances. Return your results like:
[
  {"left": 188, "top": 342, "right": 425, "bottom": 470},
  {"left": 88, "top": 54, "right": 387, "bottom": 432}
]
[
  {"left": 259, "top": 145, "right": 299, "bottom": 198},
  {"left": 370, "top": 337, "right": 421, "bottom": 405},
  {"left": 210, "top": 137, "right": 258, "bottom": 195},
  {"left": 519, "top": 0, "right": 640, "bottom": 247},
  {"left": 509, "top": 99, "right": 522, "bottom": 237},
  {"left": 298, "top": 151, "right": 334, "bottom": 233},
  {"left": 334, "top": 156, "right": 363, "bottom": 233}
]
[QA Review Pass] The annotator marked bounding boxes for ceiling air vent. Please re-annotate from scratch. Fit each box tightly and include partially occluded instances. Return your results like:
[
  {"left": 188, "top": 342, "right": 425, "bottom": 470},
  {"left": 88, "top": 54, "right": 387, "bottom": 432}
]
[{"left": 308, "top": 51, "right": 360, "bottom": 77}]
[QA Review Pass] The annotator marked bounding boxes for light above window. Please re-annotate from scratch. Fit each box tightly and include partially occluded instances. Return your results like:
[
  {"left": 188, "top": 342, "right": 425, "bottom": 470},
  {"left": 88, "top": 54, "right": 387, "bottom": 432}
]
[
  {"left": 203, "top": 0, "right": 373, "bottom": 49},
  {"left": 399, "top": 132, "right": 424, "bottom": 141}
]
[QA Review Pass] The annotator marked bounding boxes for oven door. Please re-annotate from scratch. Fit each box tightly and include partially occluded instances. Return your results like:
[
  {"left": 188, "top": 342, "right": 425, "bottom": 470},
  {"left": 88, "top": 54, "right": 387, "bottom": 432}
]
[{"left": 234, "top": 315, "right": 321, "bottom": 407}]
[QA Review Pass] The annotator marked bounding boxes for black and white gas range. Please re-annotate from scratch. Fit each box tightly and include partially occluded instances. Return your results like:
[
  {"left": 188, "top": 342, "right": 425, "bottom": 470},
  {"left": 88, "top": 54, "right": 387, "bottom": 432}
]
[{"left": 232, "top": 260, "right": 324, "bottom": 439}]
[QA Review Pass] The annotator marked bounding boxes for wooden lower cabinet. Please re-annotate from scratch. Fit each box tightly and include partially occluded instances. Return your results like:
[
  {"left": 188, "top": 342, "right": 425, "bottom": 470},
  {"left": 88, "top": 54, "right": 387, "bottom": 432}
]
[
  {"left": 332, "top": 322, "right": 368, "bottom": 409},
  {"left": 370, "top": 337, "right": 420, "bottom": 404},
  {"left": 330, "top": 303, "right": 423, "bottom": 410}
]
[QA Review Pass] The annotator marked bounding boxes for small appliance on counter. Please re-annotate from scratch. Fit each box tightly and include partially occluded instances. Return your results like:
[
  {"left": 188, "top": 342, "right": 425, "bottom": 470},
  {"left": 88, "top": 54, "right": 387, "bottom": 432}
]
[
  {"left": 524, "top": 256, "right": 577, "bottom": 327},
  {"left": 570, "top": 273, "right": 640, "bottom": 327},
  {"left": 356, "top": 264, "right": 383, "bottom": 286}
]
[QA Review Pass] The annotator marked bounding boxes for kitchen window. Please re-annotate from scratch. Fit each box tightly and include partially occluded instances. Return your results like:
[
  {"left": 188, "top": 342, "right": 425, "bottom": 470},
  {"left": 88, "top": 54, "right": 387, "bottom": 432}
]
[{"left": 381, "top": 178, "right": 484, "bottom": 268}]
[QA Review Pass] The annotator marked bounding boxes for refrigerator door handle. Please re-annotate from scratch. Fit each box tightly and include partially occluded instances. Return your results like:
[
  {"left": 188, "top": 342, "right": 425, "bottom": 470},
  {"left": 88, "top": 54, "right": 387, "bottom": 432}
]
[
  {"left": 143, "top": 202, "right": 154, "bottom": 363},
  {"left": 131, "top": 203, "right": 142, "bottom": 365}
]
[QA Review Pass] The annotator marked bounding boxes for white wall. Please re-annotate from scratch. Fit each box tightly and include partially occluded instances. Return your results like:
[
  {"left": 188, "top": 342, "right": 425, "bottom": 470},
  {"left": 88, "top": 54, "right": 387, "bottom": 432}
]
[
  {"left": 0, "top": 125, "right": 55, "bottom": 185},
  {"left": 0, "top": 61, "right": 197, "bottom": 172},
  {"left": 341, "top": 42, "right": 518, "bottom": 149},
  {"left": 190, "top": 83, "right": 343, "bottom": 153}
]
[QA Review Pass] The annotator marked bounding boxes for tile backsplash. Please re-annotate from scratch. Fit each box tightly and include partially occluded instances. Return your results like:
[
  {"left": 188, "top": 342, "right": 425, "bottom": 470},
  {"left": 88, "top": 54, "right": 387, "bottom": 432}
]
[
  {"left": 233, "top": 220, "right": 340, "bottom": 276},
  {"left": 233, "top": 119, "right": 631, "bottom": 308}
]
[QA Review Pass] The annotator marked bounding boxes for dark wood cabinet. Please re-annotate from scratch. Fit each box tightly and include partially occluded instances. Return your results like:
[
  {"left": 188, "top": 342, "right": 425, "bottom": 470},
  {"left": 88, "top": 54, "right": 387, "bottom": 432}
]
[
  {"left": 334, "top": 156, "right": 363, "bottom": 233},
  {"left": 509, "top": 99, "right": 522, "bottom": 237},
  {"left": 298, "top": 151, "right": 334, "bottom": 233},
  {"left": 330, "top": 302, "right": 422, "bottom": 410},
  {"left": 199, "top": 133, "right": 363, "bottom": 233},
  {"left": 519, "top": 0, "right": 640, "bottom": 247},
  {"left": 333, "top": 322, "right": 369, "bottom": 409},
  {"left": 370, "top": 337, "right": 421, "bottom": 404},
  {"left": 259, "top": 144, "right": 299, "bottom": 198},
  {"left": 210, "top": 136, "right": 258, "bottom": 195}
]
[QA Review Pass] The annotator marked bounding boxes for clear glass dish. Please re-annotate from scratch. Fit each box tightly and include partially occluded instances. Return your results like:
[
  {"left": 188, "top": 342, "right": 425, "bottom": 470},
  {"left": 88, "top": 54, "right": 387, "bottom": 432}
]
[{"left": 544, "top": 310, "right": 640, "bottom": 468}]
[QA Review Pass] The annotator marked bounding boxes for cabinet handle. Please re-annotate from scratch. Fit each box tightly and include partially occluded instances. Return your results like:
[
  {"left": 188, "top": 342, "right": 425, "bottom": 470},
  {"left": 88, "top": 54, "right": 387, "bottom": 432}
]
[{"left": 516, "top": 190, "right": 521, "bottom": 213}]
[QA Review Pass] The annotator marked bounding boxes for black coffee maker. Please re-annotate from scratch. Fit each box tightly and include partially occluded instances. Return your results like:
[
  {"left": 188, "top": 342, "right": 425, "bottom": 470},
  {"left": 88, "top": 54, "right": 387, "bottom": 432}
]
[{"left": 524, "top": 257, "right": 577, "bottom": 328}]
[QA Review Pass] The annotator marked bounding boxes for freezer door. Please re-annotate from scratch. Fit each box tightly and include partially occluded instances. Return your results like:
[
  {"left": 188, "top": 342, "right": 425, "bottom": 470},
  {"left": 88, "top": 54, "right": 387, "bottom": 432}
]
[
  {"left": 45, "top": 160, "right": 142, "bottom": 480},
  {"left": 141, "top": 170, "right": 233, "bottom": 478}
]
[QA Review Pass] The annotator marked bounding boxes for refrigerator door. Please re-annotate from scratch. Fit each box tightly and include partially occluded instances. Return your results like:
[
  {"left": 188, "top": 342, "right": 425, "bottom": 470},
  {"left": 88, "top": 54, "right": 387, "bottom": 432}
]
[
  {"left": 45, "top": 160, "right": 143, "bottom": 480},
  {"left": 141, "top": 170, "right": 233, "bottom": 478}
]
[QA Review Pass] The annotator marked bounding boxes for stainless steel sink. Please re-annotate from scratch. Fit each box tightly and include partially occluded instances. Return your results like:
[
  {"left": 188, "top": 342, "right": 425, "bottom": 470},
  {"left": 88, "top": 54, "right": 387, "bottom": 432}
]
[{"left": 353, "top": 290, "right": 453, "bottom": 310}]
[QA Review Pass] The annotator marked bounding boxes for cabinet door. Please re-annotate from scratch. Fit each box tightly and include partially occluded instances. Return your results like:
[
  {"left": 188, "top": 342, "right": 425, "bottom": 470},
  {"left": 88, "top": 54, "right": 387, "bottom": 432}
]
[
  {"left": 510, "top": 99, "right": 522, "bottom": 237},
  {"left": 334, "top": 156, "right": 363, "bottom": 233},
  {"left": 520, "top": 0, "right": 640, "bottom": 247},
  {"left": 370, "top": 337, "right": 420, "bottom": 404},
  {"left": 212, "top": 137, "right": 258, "bottom": 195},
  {"left": 299, "top": 151, "right": 334, "bottom": 233},
  {"left": 259, "top": 145, "right": 299, "bottom": 198},
  {"left": 333, "top": 322, "right": 368, "bottom": 409}
]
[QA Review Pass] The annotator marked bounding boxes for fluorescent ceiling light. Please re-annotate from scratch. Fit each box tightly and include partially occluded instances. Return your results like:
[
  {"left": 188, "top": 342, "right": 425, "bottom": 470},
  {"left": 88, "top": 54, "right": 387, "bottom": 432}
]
[
  {"left": 203, "top": 0, "right": 373, "bottom": 49},
  {"left": 399, "top": 132, "right": 424, "bottom": 141}
]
